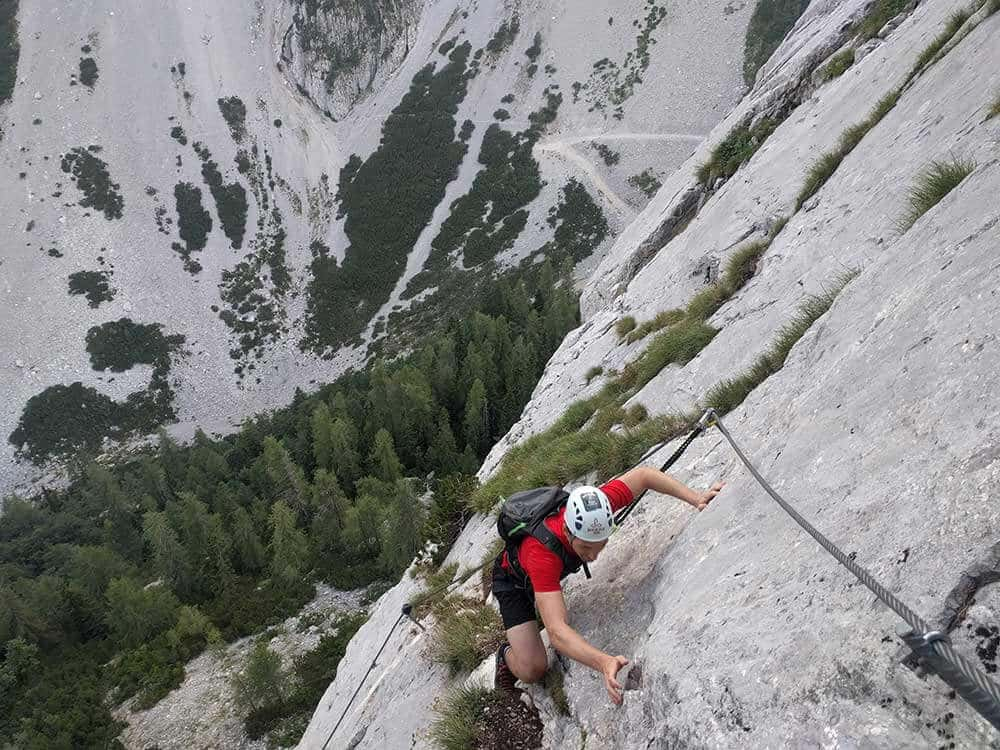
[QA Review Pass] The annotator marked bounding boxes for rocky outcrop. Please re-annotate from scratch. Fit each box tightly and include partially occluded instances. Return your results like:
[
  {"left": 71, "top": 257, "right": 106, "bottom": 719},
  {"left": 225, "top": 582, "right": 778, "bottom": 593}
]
[
  {"left": 278, "top": 0, "right": 424, "bottom": 120},
  {"left": 301, "top": 0, "right": 1000, "bottom": 747}
]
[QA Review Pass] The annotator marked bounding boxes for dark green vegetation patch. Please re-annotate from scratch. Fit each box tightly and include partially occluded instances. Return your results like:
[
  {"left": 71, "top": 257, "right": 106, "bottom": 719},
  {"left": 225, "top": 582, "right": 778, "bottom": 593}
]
[
  {"left": 79, "top": 57, "right": 99, "bottom": 88},
  {"left": 302, "top": 42, "right": 474, "bottom": 354},
  {"left": 68, "top": 269, "right": 116, "bottom": 307},
  {"left": 170, "top": 125, "right": 188, "bottom": 146},
  {"left": 218, "top": 96, "right": 247, "bottom": 142},
  {"left": 486, "top": 14, "right": 520, "bottom": 56},
  {"left": 199, "top": 154, "right": 248, "bottom": 249},
  {"left": 742, "top": 0, "right": 810, "bottom": 86},
  {"left": 629, "top": 169, "right": 662, "bottom": 197},
  {"left": 0, "top": 0, "right": 18, "bottom": 105},
  {"left": 407, "top": 91, "right": 562, "bottom": 291},
  {"left": 594, "top": 143, "right": 620, "bottom": 166},
  {"left": 85, "top": 318, "right": 185, "bottom": 373},
  {"left": 8, "top": 374, "right": 178, "bottom": 462},
  {"left": 61, "top": 147, "right": 125, "bottom": 220},
  {"left": 172, "top": 182, "right": 212, "bottom": 274}
]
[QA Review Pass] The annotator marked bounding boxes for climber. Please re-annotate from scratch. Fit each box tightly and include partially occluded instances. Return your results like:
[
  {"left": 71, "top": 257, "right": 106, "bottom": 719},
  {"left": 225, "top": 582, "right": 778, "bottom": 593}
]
[{"left": 492, "top": 467, "right": 724, "bottom": 705}]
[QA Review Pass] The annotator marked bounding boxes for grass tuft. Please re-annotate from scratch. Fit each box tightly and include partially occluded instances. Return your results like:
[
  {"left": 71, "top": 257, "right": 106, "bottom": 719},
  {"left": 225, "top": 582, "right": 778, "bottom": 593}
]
[
  {"left": 817, "top": 49, "right": 855, "bottom": 83},
  {"left": 616, "top": 316, "right": 637, "bottom": 339},
  {"left": 705, "top": 271, "right": 858, "bottom": 414},
  {"left": 907, "top": 10, "right": 970, "bottom": 80},
  {"left": 896, "top": 158, "right": 976, "bottom": 233},
  {"left": 584, "top": 365, "right": 604, "bottom": 384},
  {"left": 545, "top": 666, "right": 571, "bottom": 716},
  {"left": 795, "top": 151, "right": 842, "bottom": 210},
  {"left": 430, "top": 685, "right": 497, "bottom": 750},
  {"left": 429, "top": 597, "right": 505, "bottom": 676},
  {"left": 697, "top": 118, "right": 777, "bottom": 186},
  {"left": 856, "top": 0, "right": 909, "bottom": 41},
  {"left": 625, "top": 309, "right": 685, "bottom": 344}
]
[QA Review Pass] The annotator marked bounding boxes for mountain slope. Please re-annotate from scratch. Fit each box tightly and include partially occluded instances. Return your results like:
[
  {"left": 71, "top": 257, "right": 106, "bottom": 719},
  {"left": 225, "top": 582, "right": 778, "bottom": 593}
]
[{"left": 0, "top": 0, "right": 750, "bottom": 499}]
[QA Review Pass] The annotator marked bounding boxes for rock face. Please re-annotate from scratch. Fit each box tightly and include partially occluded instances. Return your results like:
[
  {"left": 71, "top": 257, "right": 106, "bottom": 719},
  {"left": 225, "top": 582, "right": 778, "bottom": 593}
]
[
  {"left": 300, "top": 0, "right": 1000, "bottom": 747},
  {"left": 278, "top": 0, "right": 424, "bottom": 120}
]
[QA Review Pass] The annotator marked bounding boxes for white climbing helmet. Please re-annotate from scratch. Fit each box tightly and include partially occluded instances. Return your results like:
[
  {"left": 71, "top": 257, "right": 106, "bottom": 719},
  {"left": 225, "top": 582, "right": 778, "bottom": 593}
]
[{"left": 565, "top": 485, "right": 615, "bottom": 542}]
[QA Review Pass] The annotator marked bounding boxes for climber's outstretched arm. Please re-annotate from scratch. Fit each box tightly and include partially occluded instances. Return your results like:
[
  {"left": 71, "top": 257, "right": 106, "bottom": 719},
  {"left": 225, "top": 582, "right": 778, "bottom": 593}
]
[
  {"left": 617, "top": 466, "right": 724, "bottom": 511},
  {"left": 535, "top": 591, "right": 629, "bottom": 705}
]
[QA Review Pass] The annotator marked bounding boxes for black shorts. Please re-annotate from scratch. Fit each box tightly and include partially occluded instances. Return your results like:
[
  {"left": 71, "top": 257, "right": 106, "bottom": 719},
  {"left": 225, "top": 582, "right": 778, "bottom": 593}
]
[{"left": 492, "top": 556, "right": 538, "bottom": 629}]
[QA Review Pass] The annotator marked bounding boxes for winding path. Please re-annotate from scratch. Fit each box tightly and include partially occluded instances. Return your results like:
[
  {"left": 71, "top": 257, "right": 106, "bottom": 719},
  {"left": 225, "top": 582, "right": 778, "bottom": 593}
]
[
  {"left": 535, "top": 133, "right": 705, "bottom": 217},
  {"left": 534, "top": 131, "right": 706, "bottom": 218}
]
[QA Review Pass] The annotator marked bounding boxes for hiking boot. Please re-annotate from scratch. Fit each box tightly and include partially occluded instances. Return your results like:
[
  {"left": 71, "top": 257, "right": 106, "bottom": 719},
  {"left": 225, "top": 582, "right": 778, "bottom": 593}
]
[{"left": 494, "top": 643, "right": 519, "bottom": 693}]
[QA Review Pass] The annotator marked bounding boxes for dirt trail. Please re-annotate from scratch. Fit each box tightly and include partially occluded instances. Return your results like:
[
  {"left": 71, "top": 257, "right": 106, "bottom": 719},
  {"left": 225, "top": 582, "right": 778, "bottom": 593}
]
[{"left": 535, "top": 131, "right": 706, "bottom": 217}]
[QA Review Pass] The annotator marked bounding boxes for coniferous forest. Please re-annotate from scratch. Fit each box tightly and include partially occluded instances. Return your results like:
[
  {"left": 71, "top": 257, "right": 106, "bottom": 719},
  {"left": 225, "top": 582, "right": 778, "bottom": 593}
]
[{"left": 0, "top": 265, "right": 578, "bottom": 748}]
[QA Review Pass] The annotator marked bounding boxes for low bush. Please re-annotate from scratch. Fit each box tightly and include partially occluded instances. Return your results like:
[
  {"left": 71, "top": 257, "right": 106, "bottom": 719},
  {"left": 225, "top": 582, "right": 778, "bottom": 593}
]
[{"left": 896, "top": 158, "right": 976, "bottom": 233}]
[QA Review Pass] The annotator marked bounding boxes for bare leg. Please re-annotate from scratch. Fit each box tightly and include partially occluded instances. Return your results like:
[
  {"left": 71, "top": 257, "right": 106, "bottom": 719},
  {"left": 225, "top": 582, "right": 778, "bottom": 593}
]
[{"left": 505, "top": 620, "right": 549, "bottom": 683}]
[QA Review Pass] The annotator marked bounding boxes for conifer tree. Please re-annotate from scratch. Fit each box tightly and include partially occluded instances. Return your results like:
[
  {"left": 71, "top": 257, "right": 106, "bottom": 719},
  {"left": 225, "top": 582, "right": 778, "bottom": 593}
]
[
  {"left": 328, "top": 418, "right": 362, "bottom": 491},
  {"left": 142, "top": 511, "right": 191, "bottom": 595},
  {"left": 230, "top": 506, "right": 266, "bottom": 574},
  {"left": 425, "top": 408, "right": 461, "bottom": 475},
  {"left": 377, "top": 480, "right": 424, "bottom": 574},
  {"left": 463, "top": 378, "right": 490, "bottom": 457},
  {"left": 368, "top": 429, "right": 403, "bottom": 482},
  {"left": 268, "top": 501, "right": 309, "bottom": 585},
  {"left": 311, "top": 402, "right": 337, "bottom": 473}
]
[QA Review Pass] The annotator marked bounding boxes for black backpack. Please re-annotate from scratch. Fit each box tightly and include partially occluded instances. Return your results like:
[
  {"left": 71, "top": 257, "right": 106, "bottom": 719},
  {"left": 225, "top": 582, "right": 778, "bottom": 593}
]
[{"left": 496, "top": 486, "right": 589, "bottom": 587}]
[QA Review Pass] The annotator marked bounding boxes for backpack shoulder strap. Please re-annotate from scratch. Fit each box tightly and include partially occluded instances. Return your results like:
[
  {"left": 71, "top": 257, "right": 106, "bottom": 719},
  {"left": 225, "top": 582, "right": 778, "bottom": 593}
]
[{"left": 529, "top": 522, "right": 582, "bottom": 575}]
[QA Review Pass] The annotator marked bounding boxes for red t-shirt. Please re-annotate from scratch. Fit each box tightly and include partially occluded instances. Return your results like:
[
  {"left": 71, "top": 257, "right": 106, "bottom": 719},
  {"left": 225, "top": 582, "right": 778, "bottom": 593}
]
[{"left": 501, "top": 479, "right": 634, "bottom": 593}]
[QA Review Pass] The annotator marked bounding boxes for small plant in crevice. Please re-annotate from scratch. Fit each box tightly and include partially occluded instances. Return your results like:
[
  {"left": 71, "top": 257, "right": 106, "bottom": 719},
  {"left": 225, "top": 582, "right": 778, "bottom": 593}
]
[
  {"left": 616, "top": 316, "right": 637, "bottom": 339},
  {"left": 585, "top": 366, "right": 604, "bottom": 384},
  {"left": 625, "top": 308, "right": 685, "bottom": 344},
  {"left": 696, "top": 118, "right": 776, "bottom": 187},
  {"left": 817, "top": 48, "right": 854, "bottom": 83},
  {"left": 544, "top": 665, "right": 572, "bottom": 716},
  {"left": 907, "top": 9, "right": 970, "bottom": 80},
  {"left": 896, "top": 158, "right": 976, "bottom": 233}
]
